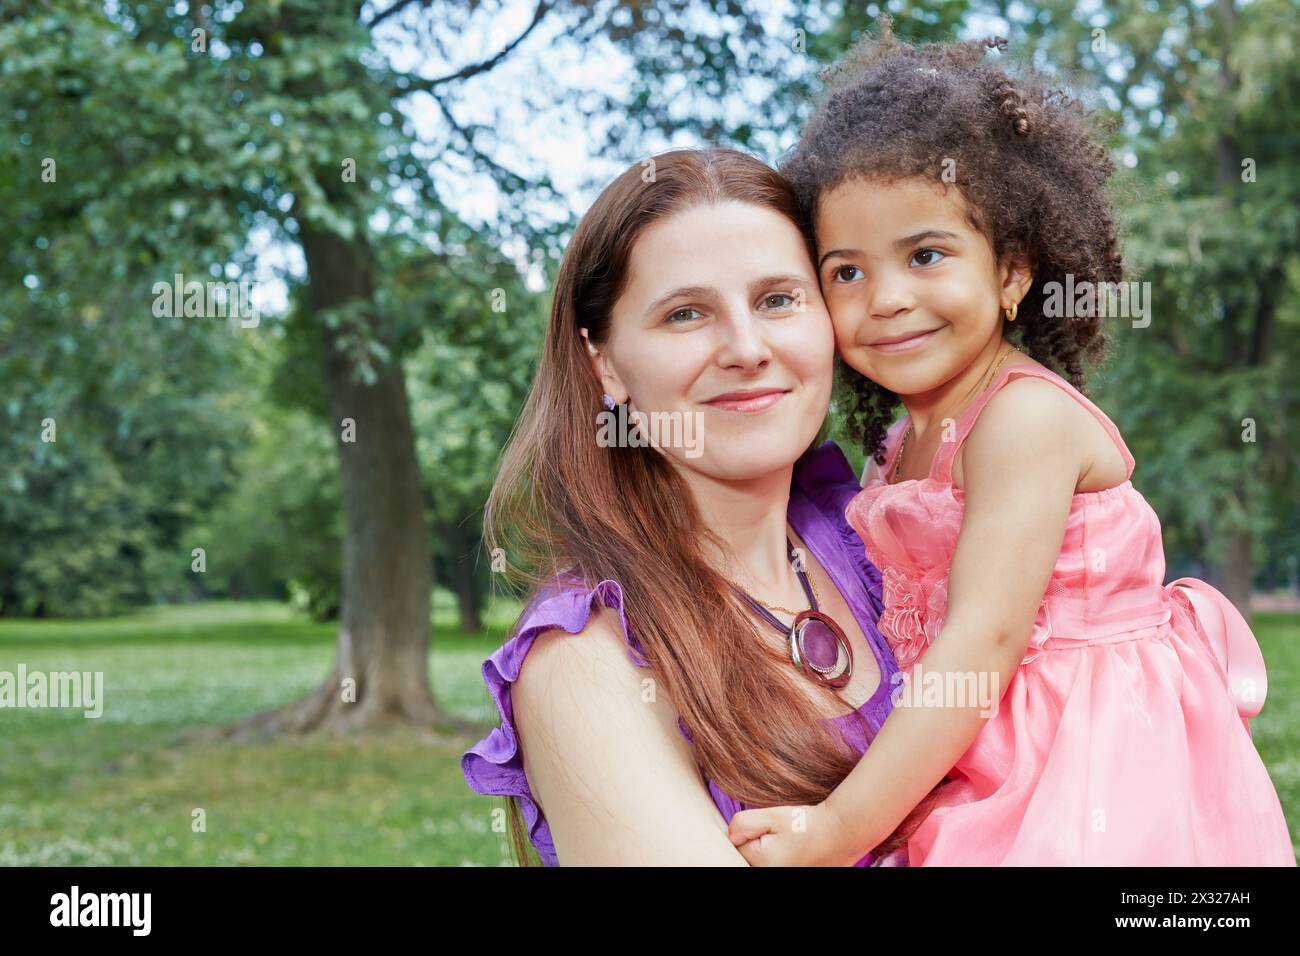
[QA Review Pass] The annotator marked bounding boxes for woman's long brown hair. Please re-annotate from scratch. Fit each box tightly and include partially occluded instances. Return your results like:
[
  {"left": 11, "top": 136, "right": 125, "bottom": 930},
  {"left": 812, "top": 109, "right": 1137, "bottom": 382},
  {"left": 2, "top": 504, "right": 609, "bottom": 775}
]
[{"left": 484, "top": 147, "right": 937, "bottom": 865}]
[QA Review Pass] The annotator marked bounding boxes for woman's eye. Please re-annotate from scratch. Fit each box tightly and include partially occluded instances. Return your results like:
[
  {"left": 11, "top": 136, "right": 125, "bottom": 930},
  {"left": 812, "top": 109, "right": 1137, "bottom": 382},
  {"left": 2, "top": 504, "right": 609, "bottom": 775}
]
[
  {"left": 761, "top": 292, "right": 795, "bottom": 311},
  {"left": 910, "top": 248, "right": 945, "bottom": 267},
  {"left": 832, "top": 264, "right": 863, "bottom": 283},
  {"left": 666, "top": 306, "right": 703, "bottom": 324}
]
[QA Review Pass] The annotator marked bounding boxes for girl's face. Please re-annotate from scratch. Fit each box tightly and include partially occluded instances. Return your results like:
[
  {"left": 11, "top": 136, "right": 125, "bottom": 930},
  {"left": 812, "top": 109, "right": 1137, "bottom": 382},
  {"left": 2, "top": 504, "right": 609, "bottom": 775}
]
[
  {"left": 588, "top": 200, "right": 833, "bottom": 482},
  {"left": 815, "top": 176, "right": 1030, "bottom": 397}
]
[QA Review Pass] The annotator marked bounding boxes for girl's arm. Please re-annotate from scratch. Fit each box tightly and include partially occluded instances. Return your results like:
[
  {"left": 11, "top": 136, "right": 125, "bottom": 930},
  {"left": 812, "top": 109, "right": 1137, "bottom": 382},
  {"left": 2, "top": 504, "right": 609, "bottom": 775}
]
[
  {"left": 750, "top": 378, "right": 1087, "bottom": 863},
  {"left": 513, "top": 605, "right": 751, "bottom": 865}
]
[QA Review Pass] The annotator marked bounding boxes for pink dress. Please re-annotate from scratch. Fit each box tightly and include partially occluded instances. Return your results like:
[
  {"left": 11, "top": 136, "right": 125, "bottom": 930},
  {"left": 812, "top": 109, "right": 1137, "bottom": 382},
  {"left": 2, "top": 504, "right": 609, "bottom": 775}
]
[{"left": 845, "top": 363, "right": 1296, "bottom": 865}]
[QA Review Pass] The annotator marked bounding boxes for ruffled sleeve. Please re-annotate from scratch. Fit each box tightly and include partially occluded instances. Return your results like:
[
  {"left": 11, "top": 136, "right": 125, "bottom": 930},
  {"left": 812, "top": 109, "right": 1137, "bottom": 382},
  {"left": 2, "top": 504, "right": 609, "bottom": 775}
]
[
  {"left": 792, "top": 440, "right": 885, "bottom": 618},
  {"left": 460, "top": 578, "right": 651, "bottom": 865}
]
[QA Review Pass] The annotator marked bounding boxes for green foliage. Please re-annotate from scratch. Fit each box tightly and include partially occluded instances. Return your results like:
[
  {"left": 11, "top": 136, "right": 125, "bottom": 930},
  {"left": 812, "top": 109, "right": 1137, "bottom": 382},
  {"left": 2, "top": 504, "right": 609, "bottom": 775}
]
[
  {"left": 2, "top": 0, "right": 1294, "bottom": 622},
  {"left": 1009, "top": 0, "right": 1299, "bottom": 580},
  {"left": 188, "top": 403, "right": 344, "bottom": 619}
]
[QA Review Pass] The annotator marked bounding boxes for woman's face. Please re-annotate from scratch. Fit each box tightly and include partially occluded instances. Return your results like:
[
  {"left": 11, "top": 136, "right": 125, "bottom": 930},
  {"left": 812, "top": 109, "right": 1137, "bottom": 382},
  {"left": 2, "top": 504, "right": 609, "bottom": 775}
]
[
  {"left": 590, "top": 200, "right": 833, "bottom": 482},
  {"left": 815, "top": 176, "right": 1028, "bottom": 397}
]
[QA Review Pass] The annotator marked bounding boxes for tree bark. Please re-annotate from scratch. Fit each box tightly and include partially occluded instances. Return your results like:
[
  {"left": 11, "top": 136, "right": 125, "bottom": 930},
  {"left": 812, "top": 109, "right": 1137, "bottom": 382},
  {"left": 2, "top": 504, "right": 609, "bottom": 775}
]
[
  {"left": 219, "top": 223, "right": 478, "bottom": 739},
  {"left": 1205, "top": 0, "right": 1255, "bottom": 620},
  {"left": 451, "top": 554, "right": 484, "bottom": 634},
  {"left": 1220, "top": 527, "right": 1254, "bottom": 617}
]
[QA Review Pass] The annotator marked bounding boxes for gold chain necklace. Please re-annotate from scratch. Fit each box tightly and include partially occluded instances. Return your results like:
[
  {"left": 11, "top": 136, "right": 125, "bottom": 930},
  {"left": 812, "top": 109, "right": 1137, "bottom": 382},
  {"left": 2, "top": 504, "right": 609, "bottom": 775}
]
[
  {"left": 723, "top": 570, "right": 821, "bottom": 616},
  {"left": 724, "top": 541, "right": 823, "bottom": 616},
  {"left": 893, "top": 345, "right": 1021, "bottom": 483}
]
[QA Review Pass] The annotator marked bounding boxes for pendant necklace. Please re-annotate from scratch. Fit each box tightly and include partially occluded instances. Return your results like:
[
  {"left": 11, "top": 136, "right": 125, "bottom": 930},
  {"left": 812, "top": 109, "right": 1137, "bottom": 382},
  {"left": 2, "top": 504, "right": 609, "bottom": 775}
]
[{"left": 726, "top": 537, "right": 854, "bottom": 689}]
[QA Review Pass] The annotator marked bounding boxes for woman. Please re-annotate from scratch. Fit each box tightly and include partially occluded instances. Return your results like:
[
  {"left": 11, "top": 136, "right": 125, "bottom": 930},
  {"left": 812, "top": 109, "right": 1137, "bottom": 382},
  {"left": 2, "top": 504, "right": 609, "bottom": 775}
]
[{"left": 461, "top": 148, "right": 933, "bottom": 865}]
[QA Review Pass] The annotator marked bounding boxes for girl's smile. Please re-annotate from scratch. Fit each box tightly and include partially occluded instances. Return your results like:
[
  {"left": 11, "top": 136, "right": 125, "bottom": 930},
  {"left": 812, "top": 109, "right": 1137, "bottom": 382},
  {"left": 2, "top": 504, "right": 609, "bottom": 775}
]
[{"left": 866, "top": 325, "right": 946, "bottom": 352}]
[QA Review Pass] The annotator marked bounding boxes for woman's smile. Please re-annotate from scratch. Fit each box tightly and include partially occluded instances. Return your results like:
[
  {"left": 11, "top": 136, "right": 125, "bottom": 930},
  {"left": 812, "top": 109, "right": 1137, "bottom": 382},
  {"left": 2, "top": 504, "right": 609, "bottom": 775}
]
[{"left": 703, "top": 387, "right": 791, "bottom": 413}]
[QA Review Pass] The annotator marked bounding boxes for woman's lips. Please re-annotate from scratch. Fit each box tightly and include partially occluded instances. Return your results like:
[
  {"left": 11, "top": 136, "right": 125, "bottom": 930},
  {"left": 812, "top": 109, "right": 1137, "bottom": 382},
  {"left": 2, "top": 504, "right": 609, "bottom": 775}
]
[
  {"left": 704, "top": 389, "right": 789, "bottom": 413},
  {"left": 868, "top": 327, "right": 942, "bottom": 353}
]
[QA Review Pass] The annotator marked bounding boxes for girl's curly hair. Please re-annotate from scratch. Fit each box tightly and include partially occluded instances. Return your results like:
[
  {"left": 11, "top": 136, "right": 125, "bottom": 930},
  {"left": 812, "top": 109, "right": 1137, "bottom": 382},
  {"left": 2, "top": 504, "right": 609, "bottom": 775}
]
[{"left": 781, "top": 15, "right": 1127, "bottom": 465}]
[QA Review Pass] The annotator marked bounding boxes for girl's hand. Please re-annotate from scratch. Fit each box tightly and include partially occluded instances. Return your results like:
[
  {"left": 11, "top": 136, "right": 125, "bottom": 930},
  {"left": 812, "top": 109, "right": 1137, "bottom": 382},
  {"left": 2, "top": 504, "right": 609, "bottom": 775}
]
[{"left": 726, "top": 802, "right": 862, "bottom": 866}]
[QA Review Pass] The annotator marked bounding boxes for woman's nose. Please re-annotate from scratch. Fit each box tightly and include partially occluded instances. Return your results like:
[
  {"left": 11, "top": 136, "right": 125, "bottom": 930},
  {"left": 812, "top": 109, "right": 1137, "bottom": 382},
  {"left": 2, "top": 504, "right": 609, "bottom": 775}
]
[{"left": 714, "top": 307, "right": 773, "bottom": 370}]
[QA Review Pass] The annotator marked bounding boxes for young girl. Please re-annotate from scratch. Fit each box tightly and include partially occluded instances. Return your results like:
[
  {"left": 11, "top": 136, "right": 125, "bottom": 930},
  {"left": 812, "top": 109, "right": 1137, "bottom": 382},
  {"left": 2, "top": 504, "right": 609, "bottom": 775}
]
[{"left": 726, "top": 22, "right": 1296, "bottom": 866}]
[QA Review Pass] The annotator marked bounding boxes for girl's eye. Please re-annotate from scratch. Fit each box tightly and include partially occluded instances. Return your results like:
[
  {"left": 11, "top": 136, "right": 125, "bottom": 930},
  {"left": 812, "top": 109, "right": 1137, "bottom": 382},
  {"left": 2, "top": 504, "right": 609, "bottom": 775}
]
[
  {"left": 666, "top": 306, "right": 703, "bottom": 324},
  {"left": 832, "top": 264, "right": 863, "bottom": 283},
  {"left": 761, "top": 292, "right": 796, "bottom": 311},
  {"left": 910, "top": 248, "right": 945, "bottom": 267}
]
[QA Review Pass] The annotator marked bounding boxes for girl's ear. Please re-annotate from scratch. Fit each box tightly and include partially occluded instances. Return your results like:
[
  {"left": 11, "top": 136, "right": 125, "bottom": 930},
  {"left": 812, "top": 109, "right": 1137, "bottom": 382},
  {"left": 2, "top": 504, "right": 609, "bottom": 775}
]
[
  {"left": 579, "top": 327, "right": 628, "bottom": 404},
  {"left": 999, "top": 250, "right": 1035, "bottom": 312}
]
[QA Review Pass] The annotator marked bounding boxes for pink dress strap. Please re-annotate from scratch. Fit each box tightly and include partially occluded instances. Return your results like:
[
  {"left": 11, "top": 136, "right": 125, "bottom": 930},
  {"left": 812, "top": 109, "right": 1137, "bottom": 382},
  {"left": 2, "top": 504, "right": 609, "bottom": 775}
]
[
  {"left": 931, "top": 363, "right": 1136, "bottom": 486},
  {"left": 877, "top": 416, "right": 911, "bottom": 483}
]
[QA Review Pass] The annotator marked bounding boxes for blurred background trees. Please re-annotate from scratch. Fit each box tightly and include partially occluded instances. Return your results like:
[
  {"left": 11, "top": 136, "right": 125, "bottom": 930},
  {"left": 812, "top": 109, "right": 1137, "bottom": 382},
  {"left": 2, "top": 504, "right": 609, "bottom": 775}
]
[{"left": 1, "top": 0, "right": 1295, "bottom": 721}]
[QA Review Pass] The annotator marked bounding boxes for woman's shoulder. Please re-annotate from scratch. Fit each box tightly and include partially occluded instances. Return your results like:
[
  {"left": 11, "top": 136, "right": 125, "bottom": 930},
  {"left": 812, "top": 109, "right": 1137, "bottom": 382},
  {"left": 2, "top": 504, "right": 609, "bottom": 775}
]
[
  {"left": 460, "top": 577, "right": 665, "bottom": 863},
  {"left": 513, "top": 584, "right": 653, "bottom": 700},
  {"left": 461, "top": 575, "right": 711, "bottom": 864},
  {"left": 791, "top": 439, "right": 875, "bottom": 555},
  {"left": 470, "top": 578, "right": 653, "bottom": 738}
]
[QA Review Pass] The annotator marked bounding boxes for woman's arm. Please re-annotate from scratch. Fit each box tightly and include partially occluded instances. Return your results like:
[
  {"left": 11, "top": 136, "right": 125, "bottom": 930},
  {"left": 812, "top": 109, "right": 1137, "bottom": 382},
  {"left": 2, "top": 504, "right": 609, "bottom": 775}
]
[{"left": 513, "top": 605, "right": 749, "bottom": 865}]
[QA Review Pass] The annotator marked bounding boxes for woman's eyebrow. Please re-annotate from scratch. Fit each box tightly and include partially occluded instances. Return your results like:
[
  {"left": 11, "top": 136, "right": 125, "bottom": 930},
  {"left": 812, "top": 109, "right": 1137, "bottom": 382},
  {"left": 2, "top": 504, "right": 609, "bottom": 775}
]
[
  {"left": 643, "top": 275, "right": 812, "bottom": 315},
  {"left": 751, "top": 273, "right": 814, "bottom": 293},
  {"left": 644, "top": 285, "right": 714, "bottom": 315}
]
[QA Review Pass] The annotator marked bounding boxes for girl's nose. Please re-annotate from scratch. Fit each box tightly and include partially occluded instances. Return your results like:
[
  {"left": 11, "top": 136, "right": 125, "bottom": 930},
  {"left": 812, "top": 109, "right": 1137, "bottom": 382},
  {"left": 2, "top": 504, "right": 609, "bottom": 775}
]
[{"left": 867, "top": 272, "right": 916, "bottom": 320}]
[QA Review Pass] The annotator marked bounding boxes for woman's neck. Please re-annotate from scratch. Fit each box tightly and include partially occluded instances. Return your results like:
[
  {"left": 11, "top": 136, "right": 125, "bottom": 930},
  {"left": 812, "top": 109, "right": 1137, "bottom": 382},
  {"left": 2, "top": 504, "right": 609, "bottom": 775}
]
[
  {"left": 672, "top": 461, "right": 803, "bottom": 595},
  {"left": 901, "top": 336, "right": 1015, "bottom": 439}
]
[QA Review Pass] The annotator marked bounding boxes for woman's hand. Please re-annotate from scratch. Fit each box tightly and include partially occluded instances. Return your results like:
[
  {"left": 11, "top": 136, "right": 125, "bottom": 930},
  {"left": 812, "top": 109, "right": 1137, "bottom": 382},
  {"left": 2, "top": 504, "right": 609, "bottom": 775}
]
[{"left": 726, "top": 801, "right": 864, "bottom": 866}]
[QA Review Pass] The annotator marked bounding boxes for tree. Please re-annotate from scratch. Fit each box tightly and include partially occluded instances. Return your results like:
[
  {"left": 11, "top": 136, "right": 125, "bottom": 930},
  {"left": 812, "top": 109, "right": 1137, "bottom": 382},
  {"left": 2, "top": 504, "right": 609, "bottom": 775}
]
[
  {"left": 2, "top": 0, "right": 827, "bottom": 734},
  {"left": 1007, "top": 0, "right": 1300, "bottom": 610}
]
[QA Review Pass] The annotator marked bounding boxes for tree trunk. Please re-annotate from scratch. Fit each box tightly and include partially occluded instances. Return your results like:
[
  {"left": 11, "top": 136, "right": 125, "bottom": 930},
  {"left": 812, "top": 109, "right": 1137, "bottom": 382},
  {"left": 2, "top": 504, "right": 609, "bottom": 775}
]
[
  {"left": 1219, "top": 527, "right": 1255, "bottom": 619},
  {"left": 221, "top": 224, "right": 477, "bottom": 740},
  {"left": 451, "top": 555, "right": 484, "bottom": 634},
  {"left": 1204, "top": 0, "right": 1255, "bottom": 622}
]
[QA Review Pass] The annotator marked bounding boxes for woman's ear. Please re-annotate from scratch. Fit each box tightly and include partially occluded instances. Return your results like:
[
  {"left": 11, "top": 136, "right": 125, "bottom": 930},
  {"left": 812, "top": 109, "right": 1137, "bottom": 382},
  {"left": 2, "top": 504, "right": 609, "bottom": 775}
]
[{"left": 579, "top": 327, "right": 628, "bottom": 404}]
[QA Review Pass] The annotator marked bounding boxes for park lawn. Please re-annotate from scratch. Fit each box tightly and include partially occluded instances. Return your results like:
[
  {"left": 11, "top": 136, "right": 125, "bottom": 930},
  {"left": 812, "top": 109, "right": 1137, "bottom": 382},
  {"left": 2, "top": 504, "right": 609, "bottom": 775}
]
[
  {"left": 1249, "top": 612, "right": 1300, "bottom": 861},
  {"left": 1, "top": 601, "right": 1297, "bottom": 866},
  {"left": 0, "top": 597, "right": 516, "bottom": 866}
]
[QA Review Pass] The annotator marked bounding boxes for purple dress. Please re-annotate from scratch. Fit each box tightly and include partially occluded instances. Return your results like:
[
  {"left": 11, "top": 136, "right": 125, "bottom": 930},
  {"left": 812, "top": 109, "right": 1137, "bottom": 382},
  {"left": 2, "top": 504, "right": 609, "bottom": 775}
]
[{"left": 461, "top": 440, "right": 905, "bottom": 866}]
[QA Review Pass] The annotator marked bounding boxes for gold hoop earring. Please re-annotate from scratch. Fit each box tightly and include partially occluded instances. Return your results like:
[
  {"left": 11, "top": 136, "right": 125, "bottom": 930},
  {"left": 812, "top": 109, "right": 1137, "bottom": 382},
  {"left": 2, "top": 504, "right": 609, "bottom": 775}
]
[{"left": 1004, "top": 302, "right": 1018, "bottom": 322}]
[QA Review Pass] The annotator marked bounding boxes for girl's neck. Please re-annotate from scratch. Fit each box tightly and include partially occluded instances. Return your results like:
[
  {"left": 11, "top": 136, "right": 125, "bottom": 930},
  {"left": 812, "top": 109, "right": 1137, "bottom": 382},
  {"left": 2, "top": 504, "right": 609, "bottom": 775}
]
[{"left": 900, "top": 336, "right": 1018, "bottom": 439}]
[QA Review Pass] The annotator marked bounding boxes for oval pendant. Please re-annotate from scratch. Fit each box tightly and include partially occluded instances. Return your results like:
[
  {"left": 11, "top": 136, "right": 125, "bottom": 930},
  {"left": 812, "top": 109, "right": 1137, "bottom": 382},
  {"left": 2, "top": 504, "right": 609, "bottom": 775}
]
[{"left": 788, "top": 609, "right": 853, "bottom": 689}]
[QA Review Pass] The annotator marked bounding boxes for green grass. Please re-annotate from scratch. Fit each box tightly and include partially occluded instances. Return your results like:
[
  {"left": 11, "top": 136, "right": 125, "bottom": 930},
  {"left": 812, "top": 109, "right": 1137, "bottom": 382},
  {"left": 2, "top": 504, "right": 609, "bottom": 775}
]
[
  {"left": 0, "top": 597, "right": 518, "bottom": 866},
  {"left": 1250, "top": 613, "right": 1300, "bottom": 861},
  {"left": 1, "top": 601, "right": 1297, "bottom": 865}
]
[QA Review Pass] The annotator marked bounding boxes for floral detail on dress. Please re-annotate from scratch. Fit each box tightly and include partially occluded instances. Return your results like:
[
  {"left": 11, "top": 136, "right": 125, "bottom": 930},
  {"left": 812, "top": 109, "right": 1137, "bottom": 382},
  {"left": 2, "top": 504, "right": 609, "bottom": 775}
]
[
  {"left": 878, "top": 566, "right": 949, "bottom": 671},
  {"left": 879, "top": 564, "right": 1054, "bottom": 670}
]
